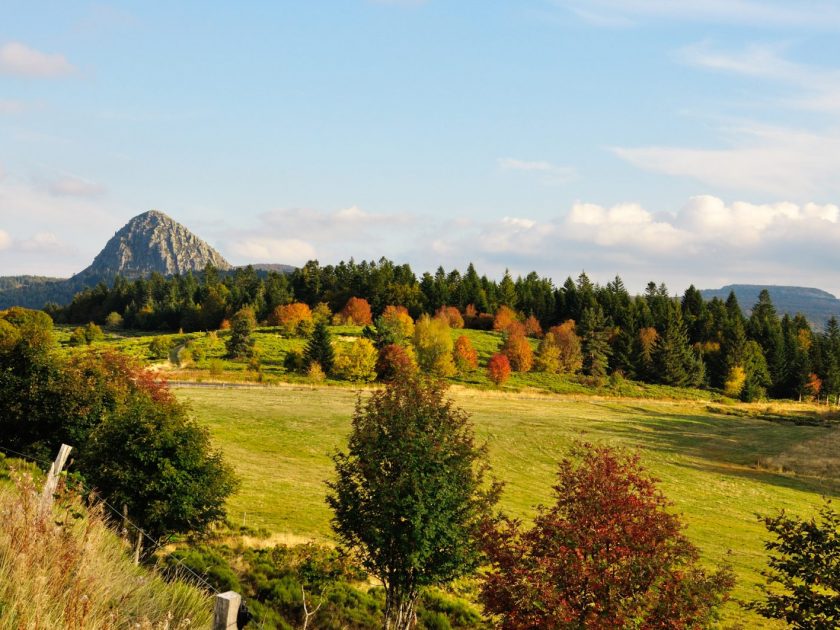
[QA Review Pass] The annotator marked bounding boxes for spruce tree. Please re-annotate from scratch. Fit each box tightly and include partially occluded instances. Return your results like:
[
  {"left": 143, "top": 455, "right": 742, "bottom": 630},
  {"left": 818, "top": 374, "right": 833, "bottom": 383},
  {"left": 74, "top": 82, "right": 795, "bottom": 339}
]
[
  {"left": 653, "top": 303, "right": 704, "bottom": 388},
  {"left": 579, "top": 305, "right": 611, "bottom": 380},
  {"left": 305, "top": 320, "right": 335, "bottom": 374}
]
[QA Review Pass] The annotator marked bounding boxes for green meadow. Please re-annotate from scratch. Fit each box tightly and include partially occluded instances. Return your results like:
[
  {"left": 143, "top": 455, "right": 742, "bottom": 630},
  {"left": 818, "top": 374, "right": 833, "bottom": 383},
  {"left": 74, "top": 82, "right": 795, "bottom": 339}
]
[{"left": 177, "top": 384, "right": 840, "bottom": 627}]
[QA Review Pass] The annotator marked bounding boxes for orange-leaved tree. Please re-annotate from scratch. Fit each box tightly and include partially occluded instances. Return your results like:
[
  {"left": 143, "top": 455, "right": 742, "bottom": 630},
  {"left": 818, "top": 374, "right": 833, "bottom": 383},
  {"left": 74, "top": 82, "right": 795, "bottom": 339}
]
[
  {"left": 339, "top": 297, "right": 373, "bottom": 326},
  {"left": 487, "top": 353, "right": 511, "bottom": 386},
  {"left": 453, "top": 335, "right": 478, "bottom": 372}
]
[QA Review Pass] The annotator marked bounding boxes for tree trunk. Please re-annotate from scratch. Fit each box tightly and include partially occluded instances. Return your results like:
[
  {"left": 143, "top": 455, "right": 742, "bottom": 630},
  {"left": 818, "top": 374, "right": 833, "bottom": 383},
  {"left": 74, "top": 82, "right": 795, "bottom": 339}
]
[
  {"left": 383, "top": 590, "right": 418, "bottom": 630},
  {"left": 134, "top": 530, "right": 143, "bottom": 565}
]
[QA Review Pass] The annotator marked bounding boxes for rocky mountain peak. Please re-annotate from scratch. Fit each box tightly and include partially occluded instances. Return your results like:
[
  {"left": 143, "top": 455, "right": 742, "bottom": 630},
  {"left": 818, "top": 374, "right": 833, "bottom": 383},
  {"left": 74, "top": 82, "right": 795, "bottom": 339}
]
[{"left": 75, "top": 210, "right": 232, "bottom": 280}]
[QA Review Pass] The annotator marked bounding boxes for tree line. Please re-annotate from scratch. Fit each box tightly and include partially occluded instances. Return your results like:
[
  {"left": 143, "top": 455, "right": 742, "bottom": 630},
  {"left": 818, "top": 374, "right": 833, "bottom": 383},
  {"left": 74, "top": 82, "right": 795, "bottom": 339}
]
[{"left": 49, "top": 258, "right": 840, "bottom": 401}]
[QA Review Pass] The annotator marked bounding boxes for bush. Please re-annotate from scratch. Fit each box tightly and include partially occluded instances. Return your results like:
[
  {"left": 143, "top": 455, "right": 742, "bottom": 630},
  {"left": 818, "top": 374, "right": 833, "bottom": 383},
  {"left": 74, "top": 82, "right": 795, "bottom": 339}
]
[
  {"left": 333, "top": 338, "right": 378, "bottom": 382},
  {"left": 435, "top": 306, "right": 464, "bottom": 329},
  {"left": 500, "top": 328, "right": 533, "bottom": 372},
  {"left": 283, "top": 349, "right": 306, "bottom": 374},
  {"left": 453, "top": 335, "right": 478, "bottom": 373},
  {"left": 148, "top": 336, "right": 171, "bottom": 360},
  {"left": 414, "top": 315, "right": 456, "bottom": 377},
  {"left": 339, "top": 297, "right": 373, "bottom": 326},
  {"left": 104, "top": 311, "right": 123, "bottom": 329},
  {"left": 270, "top": 302, "right": 314, "bottom": 337},
  {"left": 492, "top": 306, "right": 519, "bottom": 333},
  {"left": 376, "top": 343, "right": 418, "bottom": 381}
]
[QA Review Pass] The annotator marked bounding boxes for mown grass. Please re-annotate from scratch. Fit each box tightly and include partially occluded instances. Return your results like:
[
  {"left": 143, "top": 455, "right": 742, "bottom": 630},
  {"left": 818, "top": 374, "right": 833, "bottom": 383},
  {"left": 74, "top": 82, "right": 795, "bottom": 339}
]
[{"left": 177, "top": 384, "right": 840, "bottom": 627}]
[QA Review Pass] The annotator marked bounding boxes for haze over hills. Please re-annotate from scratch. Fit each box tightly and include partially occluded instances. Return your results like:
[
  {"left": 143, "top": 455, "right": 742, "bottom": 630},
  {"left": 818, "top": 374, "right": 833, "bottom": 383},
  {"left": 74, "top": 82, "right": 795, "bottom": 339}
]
[
  {"left": 699, "top": 284, "right": 840, "bottom": 329},
  {"left": 0, "top": 210, "right": 235, "bottom": 309}
]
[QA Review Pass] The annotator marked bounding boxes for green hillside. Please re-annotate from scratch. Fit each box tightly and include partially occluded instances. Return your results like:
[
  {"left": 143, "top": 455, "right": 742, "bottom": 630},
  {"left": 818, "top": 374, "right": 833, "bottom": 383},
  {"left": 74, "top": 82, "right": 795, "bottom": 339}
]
[{"left": 177, "top": 385, "right": 839, "bottom": 628}]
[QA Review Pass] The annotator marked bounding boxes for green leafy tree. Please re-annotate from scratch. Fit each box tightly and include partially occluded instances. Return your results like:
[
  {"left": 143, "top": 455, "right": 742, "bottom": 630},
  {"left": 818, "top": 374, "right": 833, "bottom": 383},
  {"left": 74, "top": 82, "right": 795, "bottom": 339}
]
[
  {"left": 652, "top": 303, "right": 705, "bottom": 388},
  {"left": 333, "top": 337, "right": 378, "bottom": 382},
  {"left": 327, "top": 376, "right": 499, "bottom": 630},
  {"left": 748, "top": 501, "right": 840, "bottom": 628},
  {"left": 305, "top": 320, "right": 335, "bottom": 374},
  {"left": 225, "top": 307, "right": 256, "bottom": 359}
]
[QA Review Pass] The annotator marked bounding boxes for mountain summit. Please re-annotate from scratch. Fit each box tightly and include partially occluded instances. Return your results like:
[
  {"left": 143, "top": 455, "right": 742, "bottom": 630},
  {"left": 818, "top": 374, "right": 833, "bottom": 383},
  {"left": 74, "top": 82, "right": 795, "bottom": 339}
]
[{"left": 76, "top": 210, "right": 231, "bottom": 280}]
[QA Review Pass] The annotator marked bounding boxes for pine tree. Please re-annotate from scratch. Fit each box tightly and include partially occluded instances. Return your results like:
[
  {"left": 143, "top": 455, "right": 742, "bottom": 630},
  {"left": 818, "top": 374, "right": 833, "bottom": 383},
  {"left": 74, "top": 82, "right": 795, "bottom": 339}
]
[
  {"left": 498, "top": 269, "right": 518, "bottom": 309},
  {"left": 305, "top": 320, "right": 335, "bottom": 374}
]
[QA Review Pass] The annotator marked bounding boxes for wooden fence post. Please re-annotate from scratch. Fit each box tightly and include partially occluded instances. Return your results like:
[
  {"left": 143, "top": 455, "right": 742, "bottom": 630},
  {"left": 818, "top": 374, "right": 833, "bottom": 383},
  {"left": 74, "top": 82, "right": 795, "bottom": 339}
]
[
  {"left": 39, "top": 443, "right": 72, "bottom": 515},
  {"left": 213, "top": 591, "right": 242, "bottom": 630}
]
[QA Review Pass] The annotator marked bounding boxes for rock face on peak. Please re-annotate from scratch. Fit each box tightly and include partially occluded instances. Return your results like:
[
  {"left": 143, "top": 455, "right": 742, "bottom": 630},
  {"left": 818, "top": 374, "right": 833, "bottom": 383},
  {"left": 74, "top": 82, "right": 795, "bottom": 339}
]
[{"left": 75, "top": 210, "right": 231, "bottom": 280}]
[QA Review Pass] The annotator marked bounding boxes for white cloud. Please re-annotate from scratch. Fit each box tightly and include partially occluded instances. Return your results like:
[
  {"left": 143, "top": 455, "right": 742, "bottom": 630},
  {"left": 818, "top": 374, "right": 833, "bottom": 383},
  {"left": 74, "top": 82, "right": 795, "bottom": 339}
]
[
  {"left": 613, "top": 125, "right": 840, "bottom": 197},
  {"left": 47, "top": 175, "right": 105, "bottom": 197},
  {"left": 0, "top": 42, "right": 76, "bottom": 78},
  {"left": 0, "top": 100, "right": 26, "bottom": 115},
  {"left": 498, "top": 157, "right": 577, "bottom": 184},
  {"left": 0, "top": 230, "right": 10, "bottom": 250},
  {"left": 19, "top": 232, "right": 62, "bottom": 251},
  {"left": 555, "top": 0, "right": 840, "bottom": 28},
  {"left": 228, "top": 237, "right": 316, "bottom": 264}
]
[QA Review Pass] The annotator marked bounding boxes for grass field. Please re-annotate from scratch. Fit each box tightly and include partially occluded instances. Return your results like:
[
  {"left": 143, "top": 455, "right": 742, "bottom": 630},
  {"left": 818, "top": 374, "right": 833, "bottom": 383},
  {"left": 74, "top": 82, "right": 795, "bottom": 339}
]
[{"left": 177, "top": 384, "right": 840, "bottom": 627}]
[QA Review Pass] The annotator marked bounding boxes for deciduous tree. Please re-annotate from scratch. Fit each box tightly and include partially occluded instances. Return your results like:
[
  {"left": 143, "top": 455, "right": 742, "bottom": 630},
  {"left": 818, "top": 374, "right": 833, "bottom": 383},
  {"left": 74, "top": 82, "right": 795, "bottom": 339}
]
[
  {"left": 413, "top": 314, "right": 455, "bottom": 377},
  {"left": 327, "top": 376, "right": 499, "bottom": 630},
  {"left": 487, "top": 353, "right": 511, "bottom": 386},
  {"left": 481, "top": 443, "right": 734, "bottom": 629}
]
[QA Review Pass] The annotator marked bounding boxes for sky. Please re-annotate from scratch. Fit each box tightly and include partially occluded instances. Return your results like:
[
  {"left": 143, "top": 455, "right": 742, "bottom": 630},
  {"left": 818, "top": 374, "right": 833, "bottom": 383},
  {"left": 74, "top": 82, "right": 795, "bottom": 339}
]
[{"left": 2, "top": 1, "right": 840, "bottom": 295}]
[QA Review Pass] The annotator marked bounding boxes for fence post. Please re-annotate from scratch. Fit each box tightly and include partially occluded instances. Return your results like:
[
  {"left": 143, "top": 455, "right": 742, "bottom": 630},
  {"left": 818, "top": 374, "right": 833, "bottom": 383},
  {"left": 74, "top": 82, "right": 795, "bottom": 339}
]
[
  {"left": 39, "top": 443, "right": 72, "bottom": 515},
  {"left": 213, "top": 591, "right": 242, "bottom": 630}
]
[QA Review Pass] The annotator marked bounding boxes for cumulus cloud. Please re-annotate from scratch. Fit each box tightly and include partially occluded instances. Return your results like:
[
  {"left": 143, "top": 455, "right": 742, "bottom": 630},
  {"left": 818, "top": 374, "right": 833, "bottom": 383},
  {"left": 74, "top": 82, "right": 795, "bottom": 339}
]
[
  {"left": 498, "top": 157, "right": 578, "bottom": 184},
  {"left": 0, "top": 42, "right": 76, "bottom": 78}
]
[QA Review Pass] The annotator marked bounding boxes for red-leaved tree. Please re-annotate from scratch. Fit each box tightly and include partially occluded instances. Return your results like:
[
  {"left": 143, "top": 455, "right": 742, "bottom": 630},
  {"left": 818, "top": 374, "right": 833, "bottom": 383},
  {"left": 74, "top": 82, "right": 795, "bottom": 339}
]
[
  {"left": 487, "top": 353, "right": 511, "bottom": 386},
  {"left": 339, "top": 297, "right": 373, "bottom": 326},
  {"left": 480, "top": 443, "right": 734, "bottom": 629}
]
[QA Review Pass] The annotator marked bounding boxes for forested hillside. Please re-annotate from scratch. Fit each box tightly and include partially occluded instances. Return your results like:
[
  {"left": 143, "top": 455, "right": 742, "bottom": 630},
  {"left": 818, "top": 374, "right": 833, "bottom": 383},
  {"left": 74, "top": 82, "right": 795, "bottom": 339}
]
[{"left": 49, "top": 258, "right": 840, "bottom": 403}]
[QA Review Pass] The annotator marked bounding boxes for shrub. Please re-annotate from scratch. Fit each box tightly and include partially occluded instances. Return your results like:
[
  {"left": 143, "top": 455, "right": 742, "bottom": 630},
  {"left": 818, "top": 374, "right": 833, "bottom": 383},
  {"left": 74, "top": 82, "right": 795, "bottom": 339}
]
[
  {"left": 312, "top": 301, "right": 332, "bottom": 324},
  {"left": 453, "top": 335, "right": 478, "bottom": 372},
  {"left": 500, "top": 328, "right": 533, "bottom": 373},
  {"left": 148, "top": 336, "right": 171, "bottom": 360},
  {"left": 487, "top": 353, "right": 511, "bottom": 386},
  {"left": 375, "top": 305, "right": 415, "bottom": 346},
  {"left": 435, "top": 306, "right": 464, "bottom": 329},
  {"left": 376, "top": 343, "right": 418, "bottom": 381},
  {"left": 413, "top": 314, "right": 456, "bottom": 377},
  {"left": 104, "top": 311, "right": 123, "bottom": 329},
  {"left": 270, "top": 302, "right": 314, "bottom": 337},
  {"left": 283, "top": 349, "right": 306, "bottom": 373},
  {"left": 334, "top": 338, "right": 378, "bottom": 382},
  {"left": 307, "top": 361, "right": 326, "bottom": 383},
  {"left": 523, "top": 315, "right": 542, "bottom": 338},
  {"left": 534, "top": 335, "right": 561, "bottom": 373},
  {"left": 547, "top": 320, "right": 583, "bottom": 374}
]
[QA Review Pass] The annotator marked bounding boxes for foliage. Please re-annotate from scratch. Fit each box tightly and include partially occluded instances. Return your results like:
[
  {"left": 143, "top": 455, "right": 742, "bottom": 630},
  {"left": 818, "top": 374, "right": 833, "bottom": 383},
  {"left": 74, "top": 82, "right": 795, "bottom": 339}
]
[
  {"left": 305, "top": 321, "right": 335, "bottom": 374},
  {"left": 308, "top": 361, "right": 326, "bottom": 383},
  {"left": 500, "top": 328, "right": 533, "bottom": 373},
  {"left": 148, "top": 335, "right": 171, "bottom": 360},
  {"left": 372, "top": 305, "right": 415, "bottom": 346},
  {"left": 523, "top": 315, "right": 542, "bottom": 338},
  {"left": 453, "top": 335, "right": 479, "bottom": 372},
  {"left": 226, "top": 307, "right": 257, "bottom": 359},
  {"left": 414, "top": 314, "right": 456, "bottom": 377},
  {"left": 748, "top": 501, "right": 840, "bottom": 629},
  {"left": 579, "top": 306, "right": 611, "bottom": 380},
  {"left": 333, "top": 337, "right": 378, "bottom": 382},
  {"left": 69, "top": 322, "right": 104, "bottom": 346},
  {"left": 376, "top": 343, "right": 418, "bottom": 381},
  {"left": 327, "top": 376, "right": 499, "bottom": 630},
  {"left": 480, "top": 443, "right": 735, "bottom": 628},
  {"left": 339, "top": 297, "right": 373, "bottom": 326},
  {"left": 492, "top": 306, "right": 518, "bottom": 333},
  {"left": 546, "top": 321, "right": 582, "bottom": 374},
  {"left": 724, "top": 366, "right": 747, "bottom": 398},
  {"left": 487, "top": 353, "right": 511, "bottom": 386},
  {"left": 105, "top": 310, "right": 124, "bottom": 329},
  {"left": 271, "top": 302, "right": 314, "bottom": 337},
  {"left": 436, "top": 305, "right": 465, "bottom": 329}
]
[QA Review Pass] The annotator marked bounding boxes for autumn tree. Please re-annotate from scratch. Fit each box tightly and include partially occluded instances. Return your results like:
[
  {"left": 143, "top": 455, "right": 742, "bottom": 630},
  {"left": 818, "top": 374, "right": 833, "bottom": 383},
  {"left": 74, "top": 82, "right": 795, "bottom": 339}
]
[
  {"left": 500, "top": 326, "right": 533, "bottom": 373},
  {"left": 305, "top": 321, "right": 335, "bottom": 374},
  {"left": 749, "top": 501, "right": 840, "bottom": 628},
  {"left": 271, "top": 302, "right": 314, "bottom": 337},
  {"left": 435, "top": 305, "right": 465, "bottom": 329},
  {"left": 339, "top": 297, "right": 373, "bottom": 326},
  {"left": 333, "top": 337, "right": 378, "bottom": 382},
  {"left": 547, "top": 320, "right": 583, "bottom": 374},
  {"left": 493, "top": 305, "right": 519, "bottom": 333},
  {"left": 487, "top": 353, "right": 511, "bottom": 386},
  {"left": 413, "top": 314, "right": 455, "bottom": 377},
  {"left": 372, "top": 305, "right": 415, "bottom": 347},
  {"left": 327, "top": 376, "right": 499, "bottom": 630},
  {"left": 481, "top": 443, "right": 734, "bottom": 628},
  {"left": 534, "top": 334, "right": 561, "bottom": 373},
  {"left": 523, "top": 315, "right": 542, "bottom": 338},
  {"left": 376, "top": 343, "right": 418, "bottom": 382},
  {"left": 453, "top": 335, "right": 478, "bottom": 372}
]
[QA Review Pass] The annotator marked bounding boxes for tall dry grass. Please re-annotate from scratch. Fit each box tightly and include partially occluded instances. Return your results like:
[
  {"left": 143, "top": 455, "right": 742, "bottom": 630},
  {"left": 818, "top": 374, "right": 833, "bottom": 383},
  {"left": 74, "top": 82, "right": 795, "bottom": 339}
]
[{"left": 0, "top": 472, "right": 212, "bottom": 629}]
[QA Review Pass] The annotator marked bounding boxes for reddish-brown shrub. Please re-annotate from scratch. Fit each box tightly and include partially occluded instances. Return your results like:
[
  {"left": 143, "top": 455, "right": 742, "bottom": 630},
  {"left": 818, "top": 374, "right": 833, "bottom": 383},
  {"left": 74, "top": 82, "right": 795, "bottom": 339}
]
[
  {"left": 493, "top": 305, "right": 519, "bottom": 332},
  {"left": 435, "top": 306, "right": 465, "bottom": 329},
  {"left": 340, "top": 297, "right": 373, "bottom": 326},
  {"left": 523, "top": 315, "right": 543, "bottom": 338},
  {"left": 501, "top": 328, "right": 533, "bottom": 372},
  {"left": 376, "top": 343, "right": 418, "bottom": 381}
]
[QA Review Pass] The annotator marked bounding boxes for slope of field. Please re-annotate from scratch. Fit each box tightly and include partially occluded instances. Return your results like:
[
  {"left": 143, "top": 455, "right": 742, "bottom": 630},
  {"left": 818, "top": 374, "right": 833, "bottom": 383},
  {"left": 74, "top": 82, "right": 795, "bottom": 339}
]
[{"left": 177, "top": 385, "right": 840, "bottom": 627}]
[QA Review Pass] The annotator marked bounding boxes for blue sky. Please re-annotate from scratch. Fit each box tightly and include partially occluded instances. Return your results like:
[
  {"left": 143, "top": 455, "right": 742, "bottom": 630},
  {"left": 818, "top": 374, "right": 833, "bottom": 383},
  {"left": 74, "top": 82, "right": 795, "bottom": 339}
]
[{"left": 3, "top": 1, "right": 840, "bottom": 294}]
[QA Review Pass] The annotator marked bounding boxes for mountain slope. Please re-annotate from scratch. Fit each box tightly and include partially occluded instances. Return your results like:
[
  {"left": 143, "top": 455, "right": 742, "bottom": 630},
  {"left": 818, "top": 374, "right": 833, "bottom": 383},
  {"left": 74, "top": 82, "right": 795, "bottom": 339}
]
[
  {"left": 0, "top": 210, "right": 232, "bottom": 309},
  {"left": 700, "top": 284, "right": 840, "bottom": 329}
]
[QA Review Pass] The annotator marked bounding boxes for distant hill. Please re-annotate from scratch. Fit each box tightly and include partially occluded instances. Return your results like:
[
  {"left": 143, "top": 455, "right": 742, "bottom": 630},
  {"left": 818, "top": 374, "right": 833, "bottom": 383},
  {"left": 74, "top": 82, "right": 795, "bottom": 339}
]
[
  {"left": 699, "top": 284, "right": 840, "bottom": 329},
  {"left": 0, "top": 210, "right": 234, "bottom": 309},
  {"left": 246, "top": 263, "right": 297, "bottom": 274}
]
